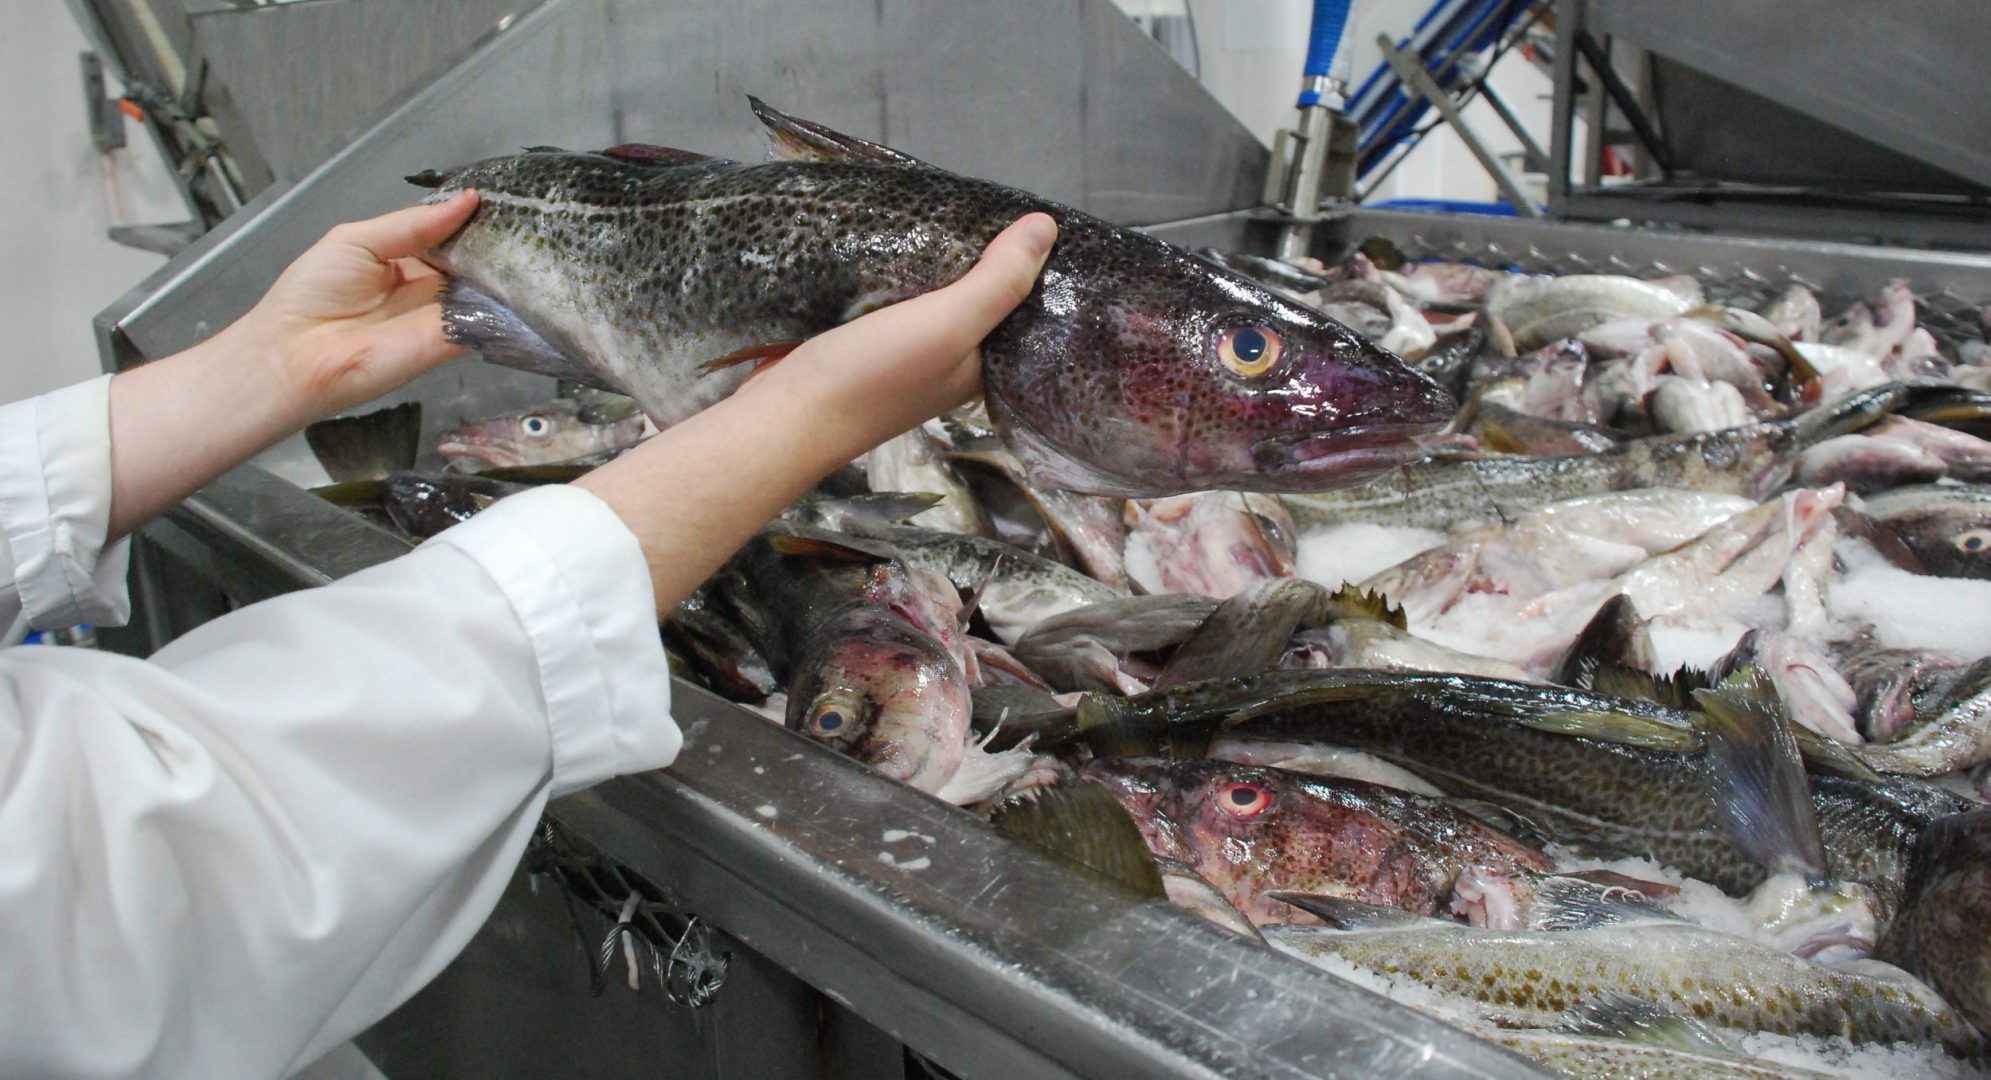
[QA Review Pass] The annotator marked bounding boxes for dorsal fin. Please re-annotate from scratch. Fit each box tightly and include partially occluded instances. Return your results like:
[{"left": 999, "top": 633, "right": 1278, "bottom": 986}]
[
  {"left": 597, "top": 143, "right": 717, "bottom": 166},
  {"left": 746, "top": 95, "right": 928, "bottom": 166}
]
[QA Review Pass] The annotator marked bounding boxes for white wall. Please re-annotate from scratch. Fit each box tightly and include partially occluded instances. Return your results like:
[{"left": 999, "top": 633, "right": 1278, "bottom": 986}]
[
  {"left": 1126, "top": 0, "right": 1555, "bottom": 209},
  {"left": 1, "top": 2, "right": 184, "bottom": 406}
]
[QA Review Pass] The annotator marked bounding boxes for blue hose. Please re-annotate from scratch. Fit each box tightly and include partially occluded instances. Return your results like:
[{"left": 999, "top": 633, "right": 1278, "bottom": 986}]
[{"left": 1298, "top": 0, "right": 1353, "bottom": 104}]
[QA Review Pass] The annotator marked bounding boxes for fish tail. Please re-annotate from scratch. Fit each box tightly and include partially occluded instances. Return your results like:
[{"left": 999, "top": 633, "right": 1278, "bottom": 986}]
[
  {"left": 303, "top": 402, "right": 422, "bottom": 483},
  {"left": 1692, "top": 666, "right": 1831, "bottom": 881}
]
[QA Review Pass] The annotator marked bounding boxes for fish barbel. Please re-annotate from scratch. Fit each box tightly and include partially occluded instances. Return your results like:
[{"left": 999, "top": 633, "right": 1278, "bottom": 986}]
[{"left": 416, "top": 99, "right": 1453, "bottom": 497}]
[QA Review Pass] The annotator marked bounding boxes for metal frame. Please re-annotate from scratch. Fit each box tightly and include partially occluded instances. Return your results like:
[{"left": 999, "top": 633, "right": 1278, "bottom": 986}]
[{"left": 1543, "top": 0, "right": 1991, "bottom": 248}]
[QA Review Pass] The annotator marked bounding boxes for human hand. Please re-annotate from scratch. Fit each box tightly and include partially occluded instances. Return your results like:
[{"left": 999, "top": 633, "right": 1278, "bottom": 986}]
[
  {"left": 574, "top": 211, "right": 1057, "bottom": 615},
  {"left": 231, "top": 190, "right": 481, "bottom": 420},
  {"left": 730, "top": 211, "right": 1059, "bottom": 460}
]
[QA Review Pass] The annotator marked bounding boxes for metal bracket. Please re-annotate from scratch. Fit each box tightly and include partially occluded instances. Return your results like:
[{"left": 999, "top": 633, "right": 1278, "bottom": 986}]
[{"left": 1375, "top": 33, "right": 1542, "bottom": 217}]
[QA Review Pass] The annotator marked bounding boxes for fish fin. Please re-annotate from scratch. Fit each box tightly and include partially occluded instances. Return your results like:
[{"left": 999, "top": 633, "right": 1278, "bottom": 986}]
[
  {"left": 575, "top": 395, "right": 643, "bottom": 425},
  {"left": 597, "top": 143, "right": 717, "bottom": 166},
  {"left": 1585, "top": 662, "right": 1712, "bottom": 713},
  {"left": 1791, "top": 724, "right": 1888, "bottom": 781},
  {"left": 795, "top": 492, "right": 945, "bottom": 530},
  {"left": 762, "top": 529, "right": 898, "bottom": 564},
  {"left": 1691, "top": 666, "right": 1830, "bottom": 881},
  {"left": 746, "top": 95, "right": 929, "bottom": 166},
  {"left": 990, "top": 781, "right": 1166, "bottom": 899},
  {"left": 1511, "top": 871, "right": 1681, "bottom": 931},
  {"left": 958, "top": 557, "right": 1004, "bottom": 635},
  {"left": 1155, "top": 856, "right": 1265, "bottom": 942},
  {"left": 1558, "top": 991, "right": 1740, "bottom": 1055},
  {"left": 1270, "top": 892, "right": 1434, "bottom": 929},
  {"left": 1476, "top": 416, "right": 1526, "bottom": 455},
  {"left": 697, "top": 340, "right": 802, "bottom": 374},
  {"left": 1551, "top": 595, "right": 1652, "bottom": 688},
  {"left": 1470, "top": 687, "right": 1704, "bottom": 752},
  {"left": 405, "top": 169, "right": 452, "bottom": 188},
  {"left": 520, "top": 144, "right": 567, "bottom": 153},
  {"left": 439, "top": 278, "right": 606, "bottom": 388},
  {"left": 1155, "top": 579, "right": 1325, "bottom": 689},
  {"left": 1059, "top": 679, "right": 1223, "bottom": 759},
  {"left": 308, "top": 479, "right": 389, "bottom": 509},
  {"left": 304, "top": 402, "right": 422, "bottom": 483},
  {"left": 1315, "top": 583, "right": 1407, "bottom": 629}
]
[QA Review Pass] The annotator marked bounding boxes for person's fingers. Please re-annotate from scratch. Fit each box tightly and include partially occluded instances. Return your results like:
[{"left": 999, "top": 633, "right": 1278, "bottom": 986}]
[
  {"left": 329, "top": 305, "right": 466, "bottom": 396},
  {"left": 917, "top": 213, "right": 1058, "bottom": 354},
  {"left": 327, "top": 190, "right": 480, "bottom": 265},
  {"left": 798, "top": 212, "right": 1055, "bottom": 376}
]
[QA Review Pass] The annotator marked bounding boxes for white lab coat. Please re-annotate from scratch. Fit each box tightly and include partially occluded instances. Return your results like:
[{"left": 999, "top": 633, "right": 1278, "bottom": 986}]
[{"left": 0, "top": 376, "right": 680, "bottom": 1078}]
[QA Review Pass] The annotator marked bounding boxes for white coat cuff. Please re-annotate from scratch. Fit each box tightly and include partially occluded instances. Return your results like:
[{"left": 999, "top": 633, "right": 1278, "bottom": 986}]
[
  {"left": 0, "top": 376, "right": 132, "bottom": 631},
  {"left": 430, "top": 485, "right": 677, "bottom": 793}
]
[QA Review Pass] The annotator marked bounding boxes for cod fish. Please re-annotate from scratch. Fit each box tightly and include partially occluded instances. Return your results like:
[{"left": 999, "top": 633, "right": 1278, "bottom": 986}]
[
  {"left": 1862, "top": 484, "right": 1991, "bottom": 579},
  {"left": 1877, "top": 808, "right": 1991, "bottom": 1039},
  {"left": 712, "top": 527, "right": 1028, "bottom": 802},
  {"left": 1266, "top": 916, "right": 1981, "bottom": 1054},
  {"left": 1284, "top": 382, "right": 1991, "bottom": 532},
  {"left": 415, "top": 98, "right": 1453, "bottom": 497},
  {"left": 437, "top": 394, "right": 646, "bottom": 471},
  {"left": 1077, "top": 757, "right": 1660, "bottom": 932}
]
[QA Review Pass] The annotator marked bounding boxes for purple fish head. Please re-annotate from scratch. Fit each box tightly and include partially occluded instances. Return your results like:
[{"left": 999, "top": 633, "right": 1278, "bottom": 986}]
[
  {"left": 985, "top": 232, "right": 1456, "bottom": 498},
  {"left": 786, "top": 605, "right": 969, "bottom": 794}
]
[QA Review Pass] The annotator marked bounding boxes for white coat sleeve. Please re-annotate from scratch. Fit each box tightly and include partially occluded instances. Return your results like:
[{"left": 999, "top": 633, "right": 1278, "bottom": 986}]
[
  {"left": 0, "top": 479, "right": 680, "bottom": 1078},
  {"left": 0, "top": 375, "right": 133, "bottom": 642}
]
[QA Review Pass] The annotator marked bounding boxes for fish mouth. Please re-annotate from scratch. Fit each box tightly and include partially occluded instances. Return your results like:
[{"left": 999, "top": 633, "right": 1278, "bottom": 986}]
[
  {"left": 1251, "top": 422, "right": 1439, "bottom": 479},
  {"left": 437, "top": 437, "right": 522, "bottom": 470}
]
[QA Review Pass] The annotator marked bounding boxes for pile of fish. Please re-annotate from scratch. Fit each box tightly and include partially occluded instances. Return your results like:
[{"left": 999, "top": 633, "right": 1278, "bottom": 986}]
[{"left": 310, "top": 101, "right": 1991, "bottom": 1077}]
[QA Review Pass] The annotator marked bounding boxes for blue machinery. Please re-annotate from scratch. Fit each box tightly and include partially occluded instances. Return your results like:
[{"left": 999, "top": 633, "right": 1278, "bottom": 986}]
[{"left": 1269, "top": 0, "right": 1541, "bottom": 252}]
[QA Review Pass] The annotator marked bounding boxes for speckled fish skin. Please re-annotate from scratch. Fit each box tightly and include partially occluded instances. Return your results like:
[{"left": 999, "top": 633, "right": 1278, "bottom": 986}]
[
  {"left": 1282, "top": 382, "right": 1952, "bottom": 531},
  {"left": 1877, "top": 808, "right": 1991, "bottom": 1040},
  {"left": 1488, "top": 1030, "right": 1835, "bottom": 1079},
  {"left": 1077, "top": 757, "right": 1551, "bottom": 926},
  {"left": 419, "top": 106, "right": 1454, "bottom": 497},
  {"left": 1266, "top": 922, "right": 1983, "bottom": 1054},
  {"left": 1089, "top": 671, "right": 1978, "bottom": 909}
]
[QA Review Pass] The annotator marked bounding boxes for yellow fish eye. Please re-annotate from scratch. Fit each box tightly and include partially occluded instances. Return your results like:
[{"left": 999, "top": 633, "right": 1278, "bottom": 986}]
[{"left": 1217, "top": 325, "right": 1284, "bottom": 377}]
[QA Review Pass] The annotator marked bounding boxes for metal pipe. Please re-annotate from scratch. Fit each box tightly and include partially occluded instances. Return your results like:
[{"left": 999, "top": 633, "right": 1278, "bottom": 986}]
[{"left": 1278, "top": 0, "right": 1356, "bottom": 260}]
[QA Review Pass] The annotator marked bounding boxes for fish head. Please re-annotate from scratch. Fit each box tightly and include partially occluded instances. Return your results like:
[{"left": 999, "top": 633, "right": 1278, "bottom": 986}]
[
  {"left": 986, "top": 232, "right": 1455, "bottom": 497},
  {"left": 1872, "top": 493, "right": 1991, "bottom": 579},
  {"left": 1079, "top": 757, "right": 1383, "bottom": 915},
  {"left": 438, "top": 398, "right": 605, "bottom": 470},
  {"left": 786, "top": 605, "right": 970, "bottom": 793}
]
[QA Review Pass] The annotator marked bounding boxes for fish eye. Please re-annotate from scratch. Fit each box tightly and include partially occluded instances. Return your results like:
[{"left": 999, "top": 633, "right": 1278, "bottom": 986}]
[
  {"left": 1216, "top": 325, "right": 1284, "bottom": 378},
  {"left": 1216, "top": 781, "right": 1273, "bottom": 818},
  {"left": 1957, "top": 528, "right": 1991, "bottom": 554},
  {"left": 805, "top": 692, "right": 866, "bottom": 740},
  {"left": 522, "top": 415, "right": 552, "bottom": 437}
]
